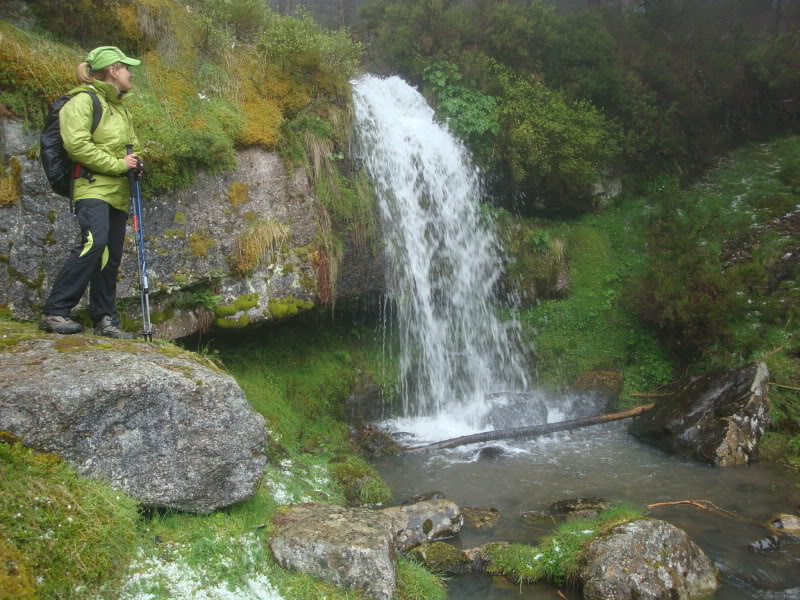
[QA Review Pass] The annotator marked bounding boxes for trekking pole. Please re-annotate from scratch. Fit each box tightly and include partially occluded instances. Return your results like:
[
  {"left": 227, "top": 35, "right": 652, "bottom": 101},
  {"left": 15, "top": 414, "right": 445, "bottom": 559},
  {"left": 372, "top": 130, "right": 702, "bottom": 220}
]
[{"left": 127, "top": 144, "right": 153, "bottom": 341}]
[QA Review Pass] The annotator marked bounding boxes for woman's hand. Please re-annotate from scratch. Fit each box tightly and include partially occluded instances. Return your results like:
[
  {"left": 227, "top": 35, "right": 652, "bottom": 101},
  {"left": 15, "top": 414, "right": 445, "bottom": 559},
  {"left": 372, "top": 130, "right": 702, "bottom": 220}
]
[{"left": 123, "top": 153, "right": 141, "bottom": 170}]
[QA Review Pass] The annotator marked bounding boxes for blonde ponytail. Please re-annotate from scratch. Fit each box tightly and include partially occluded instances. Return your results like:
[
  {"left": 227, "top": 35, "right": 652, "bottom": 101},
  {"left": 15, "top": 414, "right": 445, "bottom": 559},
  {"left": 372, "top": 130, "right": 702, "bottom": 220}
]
[{"left": 76, "top": 62, "right": 93, "bottom": 85}]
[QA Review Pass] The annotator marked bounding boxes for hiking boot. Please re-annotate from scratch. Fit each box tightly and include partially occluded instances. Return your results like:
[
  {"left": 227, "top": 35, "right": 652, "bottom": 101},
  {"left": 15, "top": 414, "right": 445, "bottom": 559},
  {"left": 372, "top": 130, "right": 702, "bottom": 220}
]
[
  {"left": 94, "top": 315, "right": 135, "bottom": 339},
  {"left": 39, "top": 314, "right": 83, "bottom": 335}
]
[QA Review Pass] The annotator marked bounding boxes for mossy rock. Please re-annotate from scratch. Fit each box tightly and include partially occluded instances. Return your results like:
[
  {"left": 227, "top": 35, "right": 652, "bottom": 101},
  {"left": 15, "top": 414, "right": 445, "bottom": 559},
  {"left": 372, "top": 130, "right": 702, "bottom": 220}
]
[{"left": 409, "top": 542, "right": 471, "bottom": 574}]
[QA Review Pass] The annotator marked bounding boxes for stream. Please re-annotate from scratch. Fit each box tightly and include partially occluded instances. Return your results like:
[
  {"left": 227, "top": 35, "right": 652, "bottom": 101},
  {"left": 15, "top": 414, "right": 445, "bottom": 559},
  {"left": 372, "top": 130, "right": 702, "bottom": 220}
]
[
  {"left": 375, "top": 416, "right": 800, "bottom": 599},
  {"left": 352, "top": 74, "right": 800, "bottom": 599}
]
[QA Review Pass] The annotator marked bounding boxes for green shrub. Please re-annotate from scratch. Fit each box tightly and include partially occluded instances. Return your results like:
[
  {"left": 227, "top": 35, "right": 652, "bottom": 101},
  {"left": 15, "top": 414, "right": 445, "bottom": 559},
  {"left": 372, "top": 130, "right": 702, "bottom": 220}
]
[{"left": 422, "top": 60, "right": 499, "bottom": 163}]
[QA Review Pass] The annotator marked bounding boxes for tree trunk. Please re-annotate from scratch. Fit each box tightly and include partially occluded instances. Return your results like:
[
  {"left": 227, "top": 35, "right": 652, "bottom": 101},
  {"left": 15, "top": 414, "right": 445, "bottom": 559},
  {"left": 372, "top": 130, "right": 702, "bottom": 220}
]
[
  {"left": 401, "top": 403, "right": 655, "bottom": 454},
  {"left": 336, "top": 0, "right": 350, "bottom": 27}
]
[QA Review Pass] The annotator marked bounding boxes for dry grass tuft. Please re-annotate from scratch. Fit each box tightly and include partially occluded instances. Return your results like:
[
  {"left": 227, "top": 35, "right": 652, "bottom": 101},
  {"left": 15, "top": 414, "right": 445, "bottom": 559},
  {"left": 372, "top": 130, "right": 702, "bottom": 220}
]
[{"left": 231, "top": 219, "right": 290, "bottom": 275}]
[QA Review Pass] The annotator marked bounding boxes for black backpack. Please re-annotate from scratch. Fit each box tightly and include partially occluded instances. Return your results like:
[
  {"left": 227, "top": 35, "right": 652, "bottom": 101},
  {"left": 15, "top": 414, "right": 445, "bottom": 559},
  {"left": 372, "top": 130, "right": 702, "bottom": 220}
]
[{"left": 40, "top": 90, "right": 103, "bottom": 201}]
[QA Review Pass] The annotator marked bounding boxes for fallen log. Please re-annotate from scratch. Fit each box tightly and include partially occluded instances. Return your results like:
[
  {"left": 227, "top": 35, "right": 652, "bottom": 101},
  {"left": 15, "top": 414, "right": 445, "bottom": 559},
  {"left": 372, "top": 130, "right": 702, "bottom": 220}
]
[{"left": 402, "top": 403, "right": 655, "bottom": 454}]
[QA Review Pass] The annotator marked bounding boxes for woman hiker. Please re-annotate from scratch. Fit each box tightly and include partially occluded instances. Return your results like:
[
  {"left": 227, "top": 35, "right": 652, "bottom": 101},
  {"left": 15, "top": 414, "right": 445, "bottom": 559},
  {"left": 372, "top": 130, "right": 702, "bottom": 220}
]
[{"left": 39, "top": 46, "right": 143, "bottom": 339}]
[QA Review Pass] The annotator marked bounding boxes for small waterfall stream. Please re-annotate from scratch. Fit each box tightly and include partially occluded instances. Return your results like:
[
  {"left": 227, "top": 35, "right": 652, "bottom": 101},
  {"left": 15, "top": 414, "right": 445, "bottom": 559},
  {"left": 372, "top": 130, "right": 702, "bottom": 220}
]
[
  {"left": 353, "top": 75, "right": 531, "bottom": 433},
  {"left": 351, "top": 75, "right": 800, "bottom": 600}
]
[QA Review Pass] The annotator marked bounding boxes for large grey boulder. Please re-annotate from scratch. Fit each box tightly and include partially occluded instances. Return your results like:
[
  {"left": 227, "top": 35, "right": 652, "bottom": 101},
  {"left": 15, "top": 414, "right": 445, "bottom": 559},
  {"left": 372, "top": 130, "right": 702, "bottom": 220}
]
[
  {"left": 381, "top": 497, "right": 463, "bottom": 551},
  {"left": 628, "top": 362, "right": 770, "bottom": 466},
  {"left": 0, "top": 117, "right": 384, "bottom": 339},
  {"left": 0, "top": 332, "right": 267, "bottom": 513},
  {"left": 578, "top": 519, "right": 718, "bottom": 600},
  {"left": 269, "top": 503, "right": 396, "bottom": 600}
]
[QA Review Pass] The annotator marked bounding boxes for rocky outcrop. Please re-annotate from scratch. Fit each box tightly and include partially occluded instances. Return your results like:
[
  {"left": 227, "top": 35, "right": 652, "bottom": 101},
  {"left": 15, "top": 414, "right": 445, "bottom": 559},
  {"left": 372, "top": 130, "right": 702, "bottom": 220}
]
[
  {"left": 380, "top": 497, "right": 463, "bottom": 551},
  {"left": 578, "top": 519, "right": 718, "bottom": 600},
  {"left": 0, "top": 117, "right": 384, "bottom": 339},
  {"left": 628, "top": 362, "right": 770, "bottom": 465},
  {"left": 269, "top": 503, "right": 396, "bottom": 600},
  {"left": 0, "top": 330, "right": 267, "bottom": 513}
]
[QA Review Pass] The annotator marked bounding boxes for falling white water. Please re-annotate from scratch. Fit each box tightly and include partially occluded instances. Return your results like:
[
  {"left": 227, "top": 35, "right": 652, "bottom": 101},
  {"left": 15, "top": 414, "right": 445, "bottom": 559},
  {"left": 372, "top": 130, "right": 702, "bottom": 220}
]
[{"left": 352, "top": 75, "right": 532, "bottom": 436}]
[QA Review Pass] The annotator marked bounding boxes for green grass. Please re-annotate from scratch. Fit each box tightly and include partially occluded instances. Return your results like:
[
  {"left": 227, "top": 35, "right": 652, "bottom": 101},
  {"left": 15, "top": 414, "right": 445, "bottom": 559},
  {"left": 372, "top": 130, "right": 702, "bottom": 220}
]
[
  {"left": 502, "top": 198, "right": 676, "bottom": 406},
  {"left": 125, "top": 314, "right": 400, "bottom": 598},
  {"left": 486, "top": 504, "right": 644, "bottom": 585},
  {"left": 213, "top": 314, "right": 395, "bottom": 456},
  {"left": 0, "top": 443, "right": 140, "bottom": 600},
  {"left": 395, "top": 557, "right": 448, "bottom": 600},
  {"left": 505, "top": 135, "right": 800, "bottom": 411}
]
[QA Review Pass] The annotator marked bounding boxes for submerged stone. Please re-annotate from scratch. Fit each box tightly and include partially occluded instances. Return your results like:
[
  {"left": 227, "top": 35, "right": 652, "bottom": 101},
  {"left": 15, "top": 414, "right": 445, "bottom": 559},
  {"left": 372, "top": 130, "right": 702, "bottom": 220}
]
[
  {"left": 768, "top": 513, "right": 800, "bottom": 537},
  {"left": 550, "top": 497, "right": 610, "bottom": 514},
  {"left": 475, "top": 445, "right": 506, "bottom": 461},
  {"left": 462, "top": 506, "right": 501, "bottom": 528},
  {"left": 748, "top": 534, "right": 782, "bottom": 553}
]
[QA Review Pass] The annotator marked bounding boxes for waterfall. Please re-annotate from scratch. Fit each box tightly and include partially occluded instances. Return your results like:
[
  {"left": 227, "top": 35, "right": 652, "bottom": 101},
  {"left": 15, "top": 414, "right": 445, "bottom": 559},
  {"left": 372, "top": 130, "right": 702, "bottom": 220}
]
[{"left": 352, "top": 75, "right": 531, "bottom": 432}]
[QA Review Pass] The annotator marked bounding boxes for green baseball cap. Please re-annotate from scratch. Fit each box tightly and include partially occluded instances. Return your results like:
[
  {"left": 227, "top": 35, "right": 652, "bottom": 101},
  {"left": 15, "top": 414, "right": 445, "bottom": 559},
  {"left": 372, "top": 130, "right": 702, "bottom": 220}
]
[{"left": 86, "top": 46, "right": 141, "bottom": 71}]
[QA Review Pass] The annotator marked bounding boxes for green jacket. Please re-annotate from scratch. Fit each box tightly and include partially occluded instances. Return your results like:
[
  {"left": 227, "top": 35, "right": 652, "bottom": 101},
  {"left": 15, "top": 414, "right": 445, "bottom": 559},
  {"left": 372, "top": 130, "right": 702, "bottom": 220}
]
[{"left": 59, "top": 80, "right": 140, "bottom": 212}]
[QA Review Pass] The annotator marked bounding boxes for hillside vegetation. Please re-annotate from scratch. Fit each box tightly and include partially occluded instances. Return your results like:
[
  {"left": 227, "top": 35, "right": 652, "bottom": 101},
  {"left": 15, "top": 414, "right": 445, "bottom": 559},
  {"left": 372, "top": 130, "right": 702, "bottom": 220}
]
[{"left": 358, "top": 0, "right": 800, "bottom": 210}]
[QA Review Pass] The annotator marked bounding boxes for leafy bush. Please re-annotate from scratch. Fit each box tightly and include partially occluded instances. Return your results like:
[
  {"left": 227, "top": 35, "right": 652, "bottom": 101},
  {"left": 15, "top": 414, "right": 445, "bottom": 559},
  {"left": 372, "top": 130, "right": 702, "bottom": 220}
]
[
  {"left": 422, "top": 60, "right": 499, "bottom": 162},
  {"left": 358, "top": 0, "right": 800, "bottom": 208},
  {"left": 494, "top": 65, "right": 619, "bottom": 198}
]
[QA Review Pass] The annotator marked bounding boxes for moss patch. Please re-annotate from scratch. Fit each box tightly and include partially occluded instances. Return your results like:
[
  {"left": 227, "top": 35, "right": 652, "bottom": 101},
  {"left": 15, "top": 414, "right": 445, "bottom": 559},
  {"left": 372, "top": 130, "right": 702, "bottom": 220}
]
[
  {"left": 485, "top": 504, "right": 644, "bottom": 584},
  {"left": 268, "top": 296, "right": 314, "bottom": 320},
  {"left": 227, "top": 181, "right": 251, "bottom": 206},
  {"left": 215, "top": 293, "right": 260, "bottom": 317},
  {"left": 216, "top": 314, "right": 250, "bottom": 329},
  {"left": 188, "top": 230, "right": 215, "bottom": 257},
  {"left": 54, "top": 336, "right": 114, "bottom": 352},
  {"left": 409, "top": 541, "right": 469, "bottom": 573},
  {"left": 0, "top": 540, "right": 36, "bottom": 600}
]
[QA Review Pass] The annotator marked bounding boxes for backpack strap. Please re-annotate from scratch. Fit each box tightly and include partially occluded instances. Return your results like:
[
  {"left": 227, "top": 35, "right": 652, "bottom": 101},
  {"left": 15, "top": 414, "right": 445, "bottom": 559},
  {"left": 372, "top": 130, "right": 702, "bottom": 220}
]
[{"left": 78, "top": 90, "right": 103, "bottom": 136}]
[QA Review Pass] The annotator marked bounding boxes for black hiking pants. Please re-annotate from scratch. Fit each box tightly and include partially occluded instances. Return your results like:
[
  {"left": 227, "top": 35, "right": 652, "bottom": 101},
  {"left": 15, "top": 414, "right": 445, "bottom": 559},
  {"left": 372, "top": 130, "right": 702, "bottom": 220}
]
[{"left": 43, "top": 198, "right": 128, "bottom": 323}]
